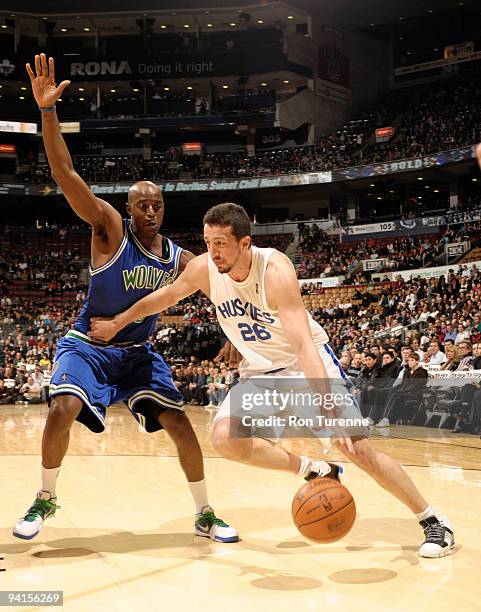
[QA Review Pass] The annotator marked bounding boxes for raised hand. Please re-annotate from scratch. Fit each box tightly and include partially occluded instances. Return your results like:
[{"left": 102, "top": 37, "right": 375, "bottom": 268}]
[{"left": 25, "top": 53, "right": 70, "bottom": 109}]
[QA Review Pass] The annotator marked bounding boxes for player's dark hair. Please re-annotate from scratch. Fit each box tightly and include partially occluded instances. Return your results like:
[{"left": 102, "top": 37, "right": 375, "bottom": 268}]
[{"left": 203, "top": 203, "right": 251, "bottom": 241}]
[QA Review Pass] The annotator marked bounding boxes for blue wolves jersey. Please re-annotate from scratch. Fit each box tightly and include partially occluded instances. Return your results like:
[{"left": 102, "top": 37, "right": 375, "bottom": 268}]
[{"left": 74, "top": 219, "right": 183, "bottom": 344}]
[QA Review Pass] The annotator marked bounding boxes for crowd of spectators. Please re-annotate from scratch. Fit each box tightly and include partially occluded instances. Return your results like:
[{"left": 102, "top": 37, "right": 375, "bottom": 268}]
[
  {"left": 295, "top": 221, "right": 481, "bottom": 279},
  {"left": 2, "top": 254, "right": 481, "bottom": 435},
  {"left": 298, "top": 265, "right": 481, "bottom": 434},
  {"left": 0, "top": 226, "right": 87, "bottom": 302},
  {"left": 367, "top": 74, "right": 481, "bottom": 164},
  {"left": 15, "top": 70, "right": 481, "bottom": 186},
  {"left": 3, "top": 215, "right": 481, "bottom": 436}
]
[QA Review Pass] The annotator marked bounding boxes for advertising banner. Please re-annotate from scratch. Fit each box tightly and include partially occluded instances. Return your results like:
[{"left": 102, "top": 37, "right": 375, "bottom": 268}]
[
  {"left": 0, "top": 53, "right": 243, "bottom": 81},
  {"left": 4, "top": 144, "right": 477, "bottom": 197},
  {"left": 342, "top": 207, "right": 481, "bottom": 238},
  {"left": 333, "top": 146, "right": 474, "bottom": 182}
]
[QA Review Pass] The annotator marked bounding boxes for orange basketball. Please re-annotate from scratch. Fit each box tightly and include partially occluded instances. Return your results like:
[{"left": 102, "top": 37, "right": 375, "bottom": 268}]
[{"left": 292, "top": 478, "right": 356, "bottom": 543}]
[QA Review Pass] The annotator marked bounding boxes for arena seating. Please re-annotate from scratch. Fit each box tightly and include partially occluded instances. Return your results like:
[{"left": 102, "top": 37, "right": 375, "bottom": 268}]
[{"left": 13, "top": 69, "right": 481, "bottom": 185}]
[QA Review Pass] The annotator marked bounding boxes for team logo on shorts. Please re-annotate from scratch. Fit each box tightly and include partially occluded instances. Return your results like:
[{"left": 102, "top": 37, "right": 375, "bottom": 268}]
[
  {"left": 61, "top": 373, "right": 68, "bottom": 382},
  {"left": 52, "top": 361, "right": 59, "bottom": 375}
]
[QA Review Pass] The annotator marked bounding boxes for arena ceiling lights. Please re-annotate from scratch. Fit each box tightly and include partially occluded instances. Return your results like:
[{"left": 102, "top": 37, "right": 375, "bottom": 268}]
[
  {"left": 5, "top": 0, "right": 480, "bottom": 31},
  {"left": 0, "top": 3, "right": 309, "bottom": 35}
]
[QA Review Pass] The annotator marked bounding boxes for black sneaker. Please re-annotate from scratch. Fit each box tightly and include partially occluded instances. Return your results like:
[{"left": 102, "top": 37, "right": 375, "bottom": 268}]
[
  {"left": 305, "top": 461, "right": 343, "bottom": 482},
  {"left": 419, "top": 515, "right": 455, "bottom": 558}
]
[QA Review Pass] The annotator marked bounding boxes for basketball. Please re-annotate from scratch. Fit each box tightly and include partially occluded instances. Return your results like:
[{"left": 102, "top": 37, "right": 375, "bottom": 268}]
[{"left": 292, "top": 478, "right": 356, "bottom": 543}]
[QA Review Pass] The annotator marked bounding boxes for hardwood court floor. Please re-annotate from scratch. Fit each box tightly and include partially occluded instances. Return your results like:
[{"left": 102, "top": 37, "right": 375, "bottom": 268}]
[{"left": 0, "top": 404, "right": 480, "bottom": 612}]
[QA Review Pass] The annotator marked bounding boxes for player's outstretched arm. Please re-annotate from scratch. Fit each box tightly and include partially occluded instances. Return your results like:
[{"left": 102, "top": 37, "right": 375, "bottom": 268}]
[
  {"left": 88, "top": 254, "right": 208, "bottom": 341},
  {"left": 26, "top": 54, "right": 122, "bottom": 235}
]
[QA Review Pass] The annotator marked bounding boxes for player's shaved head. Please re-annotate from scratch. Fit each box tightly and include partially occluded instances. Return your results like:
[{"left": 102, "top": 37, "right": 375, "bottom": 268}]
[
  {"left": 128, "top": 180, "right": 163, "bottom": 203},
  {"left": 126, "top": 180, "right": 164, "bottom": 237}
]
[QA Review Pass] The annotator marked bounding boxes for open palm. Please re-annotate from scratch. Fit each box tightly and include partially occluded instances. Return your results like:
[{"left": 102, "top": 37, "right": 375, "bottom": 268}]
[{"left": 25, "top": 53, "right": 70, "bottom": 108}]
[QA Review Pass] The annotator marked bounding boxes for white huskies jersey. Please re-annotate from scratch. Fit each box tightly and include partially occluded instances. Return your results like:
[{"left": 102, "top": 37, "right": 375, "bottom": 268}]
[{"left": 207, "top": 246, "right": 329, "bottom": 375}]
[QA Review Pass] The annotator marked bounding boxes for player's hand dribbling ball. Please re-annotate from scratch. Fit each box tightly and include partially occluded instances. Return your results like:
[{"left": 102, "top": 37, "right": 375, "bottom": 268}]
[{"left": 292, "top": 478, "right": 356, "bottom": 543}]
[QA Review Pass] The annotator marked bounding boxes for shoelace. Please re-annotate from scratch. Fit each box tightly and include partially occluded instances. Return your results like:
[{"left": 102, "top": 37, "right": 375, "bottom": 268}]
[
  {"left": 424, "top": 521, "right": 445, "bottom": 541},
  {"left": 200, "top": 511, "right": 228, "bottom": 528},
  {"left": 24, "top": 499, "right": 59, "bottom": 522}
]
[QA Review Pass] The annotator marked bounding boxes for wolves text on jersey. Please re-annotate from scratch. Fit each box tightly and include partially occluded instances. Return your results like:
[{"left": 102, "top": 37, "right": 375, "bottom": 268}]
[{"left": 122, "top": 265, "right": 174, "bottom": 291}]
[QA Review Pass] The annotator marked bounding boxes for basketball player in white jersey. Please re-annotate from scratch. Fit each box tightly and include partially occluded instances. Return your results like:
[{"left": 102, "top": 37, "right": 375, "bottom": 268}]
[{"left": 90, "top": 203, "right": 455, "bottom": 558}]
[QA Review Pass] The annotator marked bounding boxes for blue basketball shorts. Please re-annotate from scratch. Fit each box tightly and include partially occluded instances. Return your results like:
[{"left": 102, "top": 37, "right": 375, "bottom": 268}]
[{"left": 49, "top": 332, "right": 184, "bottom": 433}]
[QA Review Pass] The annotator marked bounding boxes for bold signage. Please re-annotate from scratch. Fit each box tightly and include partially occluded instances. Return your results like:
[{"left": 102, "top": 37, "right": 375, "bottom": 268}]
[
  {"left": 0, "top": 144, "right": 16, "bottom": 153},
  {"left": 333, "top": 145, "right": 474, "bottom": 181}
]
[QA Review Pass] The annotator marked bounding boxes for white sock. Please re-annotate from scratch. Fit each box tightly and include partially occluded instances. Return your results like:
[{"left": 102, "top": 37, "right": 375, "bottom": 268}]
[
  {"left": 416, "top": 505, "right": 436, "bottom": 522},
  {"left": 297, "top": 456, "right": 331, "bottom": 478},
  {"left": 188, "top": 478, "right": 209, "bottom": 515},
  {"left": 39, "top": 465, "right": 61, "bottom": 500}
]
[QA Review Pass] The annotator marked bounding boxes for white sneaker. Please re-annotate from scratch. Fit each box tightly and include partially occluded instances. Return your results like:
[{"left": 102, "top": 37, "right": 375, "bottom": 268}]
[
  {"left": 305, "top": 460, "right": 343, "bottom": 482},
  {"left": 419, "top": 515, "right": 455, "bottom": 558},
  {"left": 376, "top": 417, "right": 390, "bottom": 428},
  {"left": 13, "top": 493, "right": 60, "bottom": 540},
  {"left": 194, "top": 505, "right": 239, "bottom": 543}
]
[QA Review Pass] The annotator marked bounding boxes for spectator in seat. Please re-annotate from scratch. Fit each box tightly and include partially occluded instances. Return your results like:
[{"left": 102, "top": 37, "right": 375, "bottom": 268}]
[
  {"left": 376, "top": 353, "right": 428, "bottom": 427},
  {"left": 193, "top": 366, "right": 207, "bottom": 405},
  {"left": 0, "top": 379, "right": 14, "bottom": 404},
  {"left": 213, "top": 368, "right": 227, "bottom": 405},
  {"left": 456, "top": 341, "right": 473, "bottom": 371},
  {"left": 354, "top": 352, "right": 380, "bottom": 417},
  {"left": 451, "top": 342, "right": 481, "bottom": 433},
  {"left": 440, "top": 344, "right": 460, "bottom": 371},
  {"left": 346, "top": 352, "right": 363, "bottom": 381},
  {"left": 411, "top": 337, "right": 425, "bottom": 363},
  {"left": 17, "top": 375, "right": 42, "bottom": 404},
  {"left": 454, "top": 324, "right": 471, "bottom": 346},
  {"left": 443, "top": 323, "right": 457, "bottom": 343},
  {"left": 366, "top": 351, "right": 399, "bottom": 425},
  {"left": 425, "top": 341, "right": 447, "bottom": 366}
]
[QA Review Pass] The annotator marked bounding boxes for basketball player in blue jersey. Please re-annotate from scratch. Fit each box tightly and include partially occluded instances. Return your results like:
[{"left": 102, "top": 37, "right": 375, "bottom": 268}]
[
  {"left": 90, "top": 202, "right": 456, "bottom": 558},
  {"left": 13, "top": 54, "right": 238, "bottom": 544}
]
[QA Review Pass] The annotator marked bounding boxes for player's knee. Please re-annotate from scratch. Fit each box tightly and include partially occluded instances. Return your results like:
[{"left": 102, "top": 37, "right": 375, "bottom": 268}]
[
  {"left": 160, "top": 410, "right": 192, "bottom": 441},
  {"left": 47, "top": 397, "right": 82, "bottom": 431}
]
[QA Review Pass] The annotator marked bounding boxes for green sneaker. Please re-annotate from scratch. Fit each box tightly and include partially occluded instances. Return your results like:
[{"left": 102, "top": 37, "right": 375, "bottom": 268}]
[
  {"left": 194, "top": 505, "right": 239, "bottom": 543},
  {"left": 13, "top": 494, "right": 60, "bottom": 540}
]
